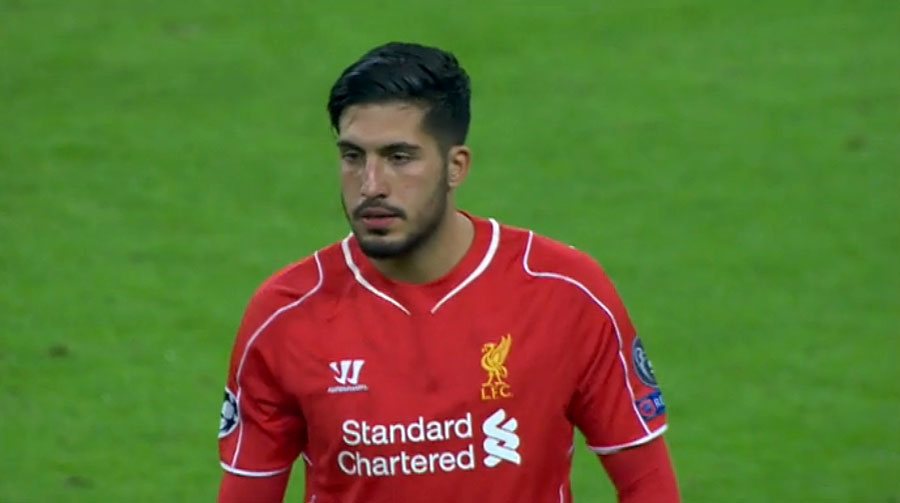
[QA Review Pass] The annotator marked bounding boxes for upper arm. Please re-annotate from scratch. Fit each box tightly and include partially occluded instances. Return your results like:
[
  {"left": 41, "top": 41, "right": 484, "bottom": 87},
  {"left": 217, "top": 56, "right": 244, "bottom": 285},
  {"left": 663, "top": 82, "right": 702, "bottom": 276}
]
[
  {"left": 218, "top": 286, "right": 309, "bottom": 479},
  {"left": 561, "top": 261, "right": 669, "bottom": 453}
]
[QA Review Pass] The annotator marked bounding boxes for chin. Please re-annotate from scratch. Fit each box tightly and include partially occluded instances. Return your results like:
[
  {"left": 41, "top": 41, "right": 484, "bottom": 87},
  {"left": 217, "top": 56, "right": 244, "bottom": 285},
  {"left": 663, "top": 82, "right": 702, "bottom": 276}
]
[{"left": 357, "top": 234, "right": 414, "bottom": 259}]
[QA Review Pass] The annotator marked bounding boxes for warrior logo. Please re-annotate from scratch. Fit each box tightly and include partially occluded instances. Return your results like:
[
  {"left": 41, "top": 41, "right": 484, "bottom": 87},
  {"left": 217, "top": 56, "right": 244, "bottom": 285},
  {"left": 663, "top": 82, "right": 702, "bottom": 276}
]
[{"left": 328, "top": 360, "right": 368, "bottom": 394}]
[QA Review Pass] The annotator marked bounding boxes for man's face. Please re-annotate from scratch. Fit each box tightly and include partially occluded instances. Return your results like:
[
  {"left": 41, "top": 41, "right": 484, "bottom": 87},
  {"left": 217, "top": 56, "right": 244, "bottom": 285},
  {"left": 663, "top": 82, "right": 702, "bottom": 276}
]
[{"left": 337, "top": 102, "right": 450, "bottom": 259}]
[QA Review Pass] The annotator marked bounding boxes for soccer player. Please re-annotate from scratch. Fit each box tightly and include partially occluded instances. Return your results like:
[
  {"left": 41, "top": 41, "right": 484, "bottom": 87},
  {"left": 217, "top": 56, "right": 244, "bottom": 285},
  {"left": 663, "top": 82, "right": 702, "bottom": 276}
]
[{"left": 218, "top": 42, "right": 680, "bottom": 503}]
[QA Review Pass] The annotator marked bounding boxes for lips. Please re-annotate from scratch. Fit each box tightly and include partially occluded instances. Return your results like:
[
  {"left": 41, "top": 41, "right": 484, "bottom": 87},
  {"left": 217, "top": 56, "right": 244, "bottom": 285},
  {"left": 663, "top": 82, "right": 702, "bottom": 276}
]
[
  {"left": 358, "top": 208, "right": 399, "bottom": 218},
  {"left": 359, "top": 215, "right": 399, "bottom": 231},
  {"left": 353, "top": 201, "right": 405, "bottom": 232}
]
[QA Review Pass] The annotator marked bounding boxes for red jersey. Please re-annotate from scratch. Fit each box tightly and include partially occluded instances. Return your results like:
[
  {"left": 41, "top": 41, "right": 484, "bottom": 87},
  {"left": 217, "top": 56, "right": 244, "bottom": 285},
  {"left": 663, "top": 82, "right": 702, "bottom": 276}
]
[{"left": 218, "top": 215, "right": 668, "bottom": 502}]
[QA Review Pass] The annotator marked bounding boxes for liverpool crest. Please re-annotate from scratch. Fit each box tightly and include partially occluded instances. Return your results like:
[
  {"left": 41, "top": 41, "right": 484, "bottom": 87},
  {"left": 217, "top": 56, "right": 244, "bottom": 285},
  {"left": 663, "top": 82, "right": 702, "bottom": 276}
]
[{"left": 481, "top": 334, "right": 513, "bottom": 400}]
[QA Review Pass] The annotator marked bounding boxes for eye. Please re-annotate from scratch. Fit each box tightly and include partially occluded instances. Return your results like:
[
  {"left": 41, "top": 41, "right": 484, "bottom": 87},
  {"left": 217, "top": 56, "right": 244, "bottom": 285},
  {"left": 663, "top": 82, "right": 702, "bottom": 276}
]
[
  {"left": 389, "top": 152, "right": 412, "bottom": 165},
  {"left": 341, "top": 150, "right": 362, "bottom": 163}
]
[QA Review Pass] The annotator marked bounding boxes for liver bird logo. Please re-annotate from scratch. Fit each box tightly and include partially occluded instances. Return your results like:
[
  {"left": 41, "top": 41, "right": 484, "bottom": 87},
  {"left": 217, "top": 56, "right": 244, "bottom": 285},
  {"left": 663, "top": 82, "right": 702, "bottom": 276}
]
[{"left": 481, "top": 334, "right": 512, "bottom": 388}]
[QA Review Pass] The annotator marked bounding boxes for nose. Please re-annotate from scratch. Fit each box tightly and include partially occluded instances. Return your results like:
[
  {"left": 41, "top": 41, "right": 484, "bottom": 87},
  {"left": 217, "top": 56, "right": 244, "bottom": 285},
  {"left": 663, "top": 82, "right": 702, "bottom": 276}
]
[{"left": 360, "top": 159, "right": 389, "bottom": 198}]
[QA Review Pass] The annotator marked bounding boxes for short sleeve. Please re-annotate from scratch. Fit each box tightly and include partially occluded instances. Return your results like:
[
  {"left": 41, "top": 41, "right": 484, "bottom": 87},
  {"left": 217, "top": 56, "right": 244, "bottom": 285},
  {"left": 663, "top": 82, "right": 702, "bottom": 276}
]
[
  {"left": 219, "top": 289, "right": 307, "bottom": 477},
  {"left": 566, "top": 277, "right": 668, "bottom": 455}
]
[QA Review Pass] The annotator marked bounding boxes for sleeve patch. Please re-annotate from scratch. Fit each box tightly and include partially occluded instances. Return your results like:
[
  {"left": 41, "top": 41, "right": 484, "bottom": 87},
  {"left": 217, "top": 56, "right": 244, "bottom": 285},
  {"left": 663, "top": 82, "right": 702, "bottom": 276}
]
[
  {"left": 632, "top": 337, "right": 659, "bottom": 388},
  {"left": 635, "top": 390, "right": 666, "bottom": 421},
  {"left": 219, "top": 387, "right": 240, "bottom": 439}
]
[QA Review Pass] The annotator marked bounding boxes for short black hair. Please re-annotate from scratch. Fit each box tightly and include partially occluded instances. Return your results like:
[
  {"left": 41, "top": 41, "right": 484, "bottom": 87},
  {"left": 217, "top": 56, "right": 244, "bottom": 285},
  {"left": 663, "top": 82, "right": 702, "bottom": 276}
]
[{"left": 327, "top": 42, "right": 471, "bottom": 149}]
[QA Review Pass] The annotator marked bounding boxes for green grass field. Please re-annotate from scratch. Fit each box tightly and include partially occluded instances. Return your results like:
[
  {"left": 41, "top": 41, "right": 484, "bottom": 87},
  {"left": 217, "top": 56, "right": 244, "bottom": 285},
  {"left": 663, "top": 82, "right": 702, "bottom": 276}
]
[{"left": 2, "top": 1, "right": 898, "bottom": 501}]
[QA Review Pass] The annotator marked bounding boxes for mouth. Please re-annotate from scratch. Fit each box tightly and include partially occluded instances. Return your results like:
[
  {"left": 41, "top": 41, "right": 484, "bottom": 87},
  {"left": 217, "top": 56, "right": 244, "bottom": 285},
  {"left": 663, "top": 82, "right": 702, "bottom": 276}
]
[
  {"left": 356, "top": 207, "right": 403, "bottom": 231},
  {"left": 358, "top": 208, "right": 400, "bottom": 218}
]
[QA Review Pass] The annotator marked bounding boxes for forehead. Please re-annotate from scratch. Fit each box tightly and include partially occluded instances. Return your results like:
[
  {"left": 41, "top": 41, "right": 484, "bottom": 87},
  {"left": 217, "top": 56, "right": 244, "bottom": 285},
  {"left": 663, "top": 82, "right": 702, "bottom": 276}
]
[{"left": 337, "top": 102, "right": 433, "bottom": 147}]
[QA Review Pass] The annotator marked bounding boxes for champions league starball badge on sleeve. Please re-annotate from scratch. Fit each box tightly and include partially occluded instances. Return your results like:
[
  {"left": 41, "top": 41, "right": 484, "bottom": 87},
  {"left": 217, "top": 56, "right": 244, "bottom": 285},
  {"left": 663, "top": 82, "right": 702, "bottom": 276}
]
[
  {"left": 632, "top": 338, "right": 659, "bottom": 388},
  {"left": 219, "top": 388, "right": 239, "bottom": 438}
]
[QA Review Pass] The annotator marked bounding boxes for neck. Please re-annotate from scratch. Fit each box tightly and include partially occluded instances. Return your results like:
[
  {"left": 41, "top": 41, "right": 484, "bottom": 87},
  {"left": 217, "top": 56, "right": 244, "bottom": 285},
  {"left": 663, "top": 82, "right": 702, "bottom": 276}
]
[{"left": 370, "top": 210, "right": 475, "bottom": 284}]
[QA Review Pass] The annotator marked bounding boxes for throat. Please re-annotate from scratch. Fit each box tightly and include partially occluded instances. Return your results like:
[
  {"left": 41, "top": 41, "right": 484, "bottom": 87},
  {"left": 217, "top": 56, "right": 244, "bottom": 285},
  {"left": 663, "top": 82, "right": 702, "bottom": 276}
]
[{"left": 372, "top": 212, "right": 475, "bottom": 284}]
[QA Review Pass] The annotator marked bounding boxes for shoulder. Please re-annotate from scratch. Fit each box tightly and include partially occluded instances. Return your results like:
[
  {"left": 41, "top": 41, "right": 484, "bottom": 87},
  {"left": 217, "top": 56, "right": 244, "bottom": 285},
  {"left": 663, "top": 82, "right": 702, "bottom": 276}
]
[
  {"left": 251, "top": 251, "right": 325, "bottom": 310},
  {"left": 501, "top": 223, "right": 624, "bottom": 313},
  {"left": 236, "top": 241, "right": 346, "bottom": 342},
  {"left": 497, "top": 221, "right": 611, "bottom": 286},
  {"left": 524, "top": 231, "right": 608, "bottom": 282}
]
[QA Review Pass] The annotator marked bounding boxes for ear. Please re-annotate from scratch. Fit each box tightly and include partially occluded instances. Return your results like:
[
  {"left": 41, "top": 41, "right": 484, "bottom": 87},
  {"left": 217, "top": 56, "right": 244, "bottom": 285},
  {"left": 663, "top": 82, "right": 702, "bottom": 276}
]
[{"left": 447, "top": 145, "right": 471, "bottom": 189}]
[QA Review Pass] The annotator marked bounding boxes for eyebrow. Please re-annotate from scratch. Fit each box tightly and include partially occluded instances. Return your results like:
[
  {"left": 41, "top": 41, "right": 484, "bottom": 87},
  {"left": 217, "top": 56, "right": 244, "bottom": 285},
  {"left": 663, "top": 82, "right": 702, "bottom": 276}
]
[
  {"left": 336, "top": 140, "right": 422, "bottom": 155},
  {"left": 336, "top": 140, "right": 363, "bottom": 151}
]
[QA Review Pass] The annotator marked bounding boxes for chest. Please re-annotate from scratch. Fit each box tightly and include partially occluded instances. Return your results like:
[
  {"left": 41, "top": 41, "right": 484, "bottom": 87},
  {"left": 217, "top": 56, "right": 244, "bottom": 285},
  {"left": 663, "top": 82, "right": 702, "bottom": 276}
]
[{"left": 284, "top": 292, "right": 580, "bottom": 447}]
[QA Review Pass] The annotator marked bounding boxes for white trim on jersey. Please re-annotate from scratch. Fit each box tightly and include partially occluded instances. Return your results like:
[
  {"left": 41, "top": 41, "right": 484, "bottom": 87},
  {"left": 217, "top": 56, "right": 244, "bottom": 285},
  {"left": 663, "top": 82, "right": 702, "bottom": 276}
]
[
  {"left": 431, "top": 218, "right": 501, "bottom": 313},
  {"left": 230, "top": 252, "right": 325, "bottom": 469},
  {"left": 521, "top": 231, "right": 652, "bottom": 435},
  {"left": 341, "top": 217, "right": 501, "bottom": 314},
  {"left": 588, "top": 423, "right": 669, "bottom": 455},
  {"left": 341, "top": 236, "right": 412, "bottom": 315},
  {"left": 220, "top": 461, "right": 290, "bottom": 478}
]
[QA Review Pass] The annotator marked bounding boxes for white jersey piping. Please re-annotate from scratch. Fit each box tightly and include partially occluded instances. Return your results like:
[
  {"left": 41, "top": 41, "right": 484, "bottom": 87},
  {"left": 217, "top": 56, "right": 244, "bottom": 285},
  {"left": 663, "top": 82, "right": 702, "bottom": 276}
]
[
  {"left": 431, "top": 218, "right": 501, "bottom": 313},
  {"left": 521, "top": 231, "right": 651, "bottom": 435},
  {"left": 589, "top": 423, "right": 668, "bottom": 455},
  {"left": 229, "top": 252, "right": 325, "bottom": 468},
  {"left": 220, "top": 461, "right": 290, "bottom": 478},
  {"left": 341, "top": 218, "right": 501, "bottom": 315},
  {"left": 341, "top": 237, "right": 411, "bottom": 315}
]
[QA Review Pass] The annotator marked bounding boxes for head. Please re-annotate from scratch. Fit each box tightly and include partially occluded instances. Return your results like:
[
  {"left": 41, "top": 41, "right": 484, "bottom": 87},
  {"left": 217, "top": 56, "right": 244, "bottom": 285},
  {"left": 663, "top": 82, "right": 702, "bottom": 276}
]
[{"left": 328, "top": 42, "right": 472, "bottom": 259}]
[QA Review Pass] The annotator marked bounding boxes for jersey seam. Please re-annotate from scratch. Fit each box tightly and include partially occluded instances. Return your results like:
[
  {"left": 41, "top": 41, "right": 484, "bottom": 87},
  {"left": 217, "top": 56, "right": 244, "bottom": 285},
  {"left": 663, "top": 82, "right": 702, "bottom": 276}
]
[
  {"left": 230, "top": 252, "right": 325, "bottom": 469},
  {"left": 587, "top": 423, "right": 668, "bottom": 455},
  {"left": 340, "top": 217, "right": 501, "bottom": 315},
  {"left": 430, "top": 218, "right": 501, "bottom": 313},
  {"left": 521, "top": 231, "right": 651, "bottom": 435},
  {"left": 341, "top": 236, "right": 411, "bottom": 315},
  {"left": 220, "top": 461, "right": 290, "bottom": 478}
]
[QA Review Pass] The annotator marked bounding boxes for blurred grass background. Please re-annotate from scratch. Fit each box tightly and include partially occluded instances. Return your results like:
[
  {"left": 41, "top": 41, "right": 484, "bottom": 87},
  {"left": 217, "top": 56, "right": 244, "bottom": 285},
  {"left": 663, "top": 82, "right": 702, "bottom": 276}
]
[{"left": 1, "top": 0, "right": 898, "bottom": 501}]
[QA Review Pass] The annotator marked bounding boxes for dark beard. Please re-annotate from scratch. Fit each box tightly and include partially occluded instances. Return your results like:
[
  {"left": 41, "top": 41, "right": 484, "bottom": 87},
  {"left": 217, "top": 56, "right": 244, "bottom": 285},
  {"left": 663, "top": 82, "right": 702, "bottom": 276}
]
[{"left": 343, "top": 168, "right": 449, "bottom": 260}]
